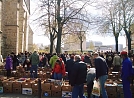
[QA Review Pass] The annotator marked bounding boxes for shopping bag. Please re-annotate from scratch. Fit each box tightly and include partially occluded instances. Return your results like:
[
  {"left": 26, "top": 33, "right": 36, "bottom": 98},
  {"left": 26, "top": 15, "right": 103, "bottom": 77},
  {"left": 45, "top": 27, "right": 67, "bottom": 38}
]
[{"left": 92, "top": 80, "right": 100, "bottom": 96}]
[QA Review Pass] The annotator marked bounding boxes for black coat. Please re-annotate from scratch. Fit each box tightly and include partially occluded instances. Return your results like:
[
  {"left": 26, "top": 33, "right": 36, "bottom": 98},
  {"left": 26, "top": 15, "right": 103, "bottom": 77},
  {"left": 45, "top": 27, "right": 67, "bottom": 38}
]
[
  {"left": 66, "top": 58, "right": 75, "bottom": 82},
  {"left": 83, "top": 56, "right": 92, "bottom": 66},
  {"left": 70, "top": 60, "right": 87, "bottom": 86},
  {"left": 94, "top": 57, "right": 108, "bottom": 79}
]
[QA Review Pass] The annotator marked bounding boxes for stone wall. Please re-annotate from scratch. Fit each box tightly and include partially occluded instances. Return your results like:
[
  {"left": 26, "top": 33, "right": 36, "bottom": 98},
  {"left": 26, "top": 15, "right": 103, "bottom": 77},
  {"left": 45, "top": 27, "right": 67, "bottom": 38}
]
[
  {"left": 28, "top": 25, "right": 33, "bottom": 52},
  {"left": 0, "top": 1, "right": 2, "bottom": 55},
  {"left": 2, "top": 0, "right": 20, "bottom": 57},
  {"left": 131, "top": 24, "right": 134, "bottom": 49},
  {"left": 1, "top": 0, "right": 32, "bottom": 58}
]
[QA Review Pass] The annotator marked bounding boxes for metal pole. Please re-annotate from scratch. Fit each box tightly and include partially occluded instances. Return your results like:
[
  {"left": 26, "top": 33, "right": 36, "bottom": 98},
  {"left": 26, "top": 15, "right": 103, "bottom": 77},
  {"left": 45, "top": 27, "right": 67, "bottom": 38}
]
[{"left": 38, "top": 78, "right": 41, "bottom": 98}]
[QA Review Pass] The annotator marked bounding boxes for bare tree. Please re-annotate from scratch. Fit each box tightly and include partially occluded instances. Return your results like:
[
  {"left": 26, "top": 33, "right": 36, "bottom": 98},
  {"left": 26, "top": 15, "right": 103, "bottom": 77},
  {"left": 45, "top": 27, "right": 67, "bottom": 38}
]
[
  {"left": 119, "top": 0, "right": 134, "bottom": 51},
  {"left": 36, "top": 0, "right": 93, "bottom": 54},
  {"left": 96, "top": 0, "right": 122, "bottom": 52}
]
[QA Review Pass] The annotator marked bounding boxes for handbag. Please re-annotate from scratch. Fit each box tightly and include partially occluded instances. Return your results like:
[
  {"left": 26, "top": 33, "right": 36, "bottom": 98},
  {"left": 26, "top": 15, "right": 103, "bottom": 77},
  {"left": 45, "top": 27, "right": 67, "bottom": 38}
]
[{"left": 92, "top": 80, "right": 100, "bottom": 96}]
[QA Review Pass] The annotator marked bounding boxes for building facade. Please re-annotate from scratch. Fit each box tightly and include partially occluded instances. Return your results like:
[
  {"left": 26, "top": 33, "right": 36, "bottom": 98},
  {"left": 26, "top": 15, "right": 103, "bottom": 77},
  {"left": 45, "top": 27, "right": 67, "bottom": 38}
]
[
  {"left": 0, "top": 0, "right": 2, "bottom": 55},
  {"left": 63, "top": 33, "right": 86, "bottom": 52},
  {"left": 0, "top": 0, "right": 33, "bottom": 57},
  {"left": 131, "top": 24, "right": 134, "bottom": 49}
]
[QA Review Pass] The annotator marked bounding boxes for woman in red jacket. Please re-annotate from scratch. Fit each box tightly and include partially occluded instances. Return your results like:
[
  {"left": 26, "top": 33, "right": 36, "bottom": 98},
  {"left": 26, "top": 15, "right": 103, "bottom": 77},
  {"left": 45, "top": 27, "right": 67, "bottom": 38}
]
[{"left": 53, "top": 58, "right": 65, "bottom": 80}]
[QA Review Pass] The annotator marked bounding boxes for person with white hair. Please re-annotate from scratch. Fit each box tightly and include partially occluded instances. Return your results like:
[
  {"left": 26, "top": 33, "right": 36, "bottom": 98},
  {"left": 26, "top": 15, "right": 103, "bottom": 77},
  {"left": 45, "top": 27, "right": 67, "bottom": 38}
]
[
  {"left": 70, "top": 55, "right": 87, "bottom": 98},
  {"left": 93, "top": 52, "right": 108, "bottom": 98}
]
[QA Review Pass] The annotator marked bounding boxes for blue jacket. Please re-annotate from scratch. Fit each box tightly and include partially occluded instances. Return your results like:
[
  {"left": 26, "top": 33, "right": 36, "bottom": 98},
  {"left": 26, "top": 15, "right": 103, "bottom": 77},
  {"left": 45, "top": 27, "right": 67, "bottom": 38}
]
[{"left": 121, "top": 57, "right": 133, "bottom": 80}]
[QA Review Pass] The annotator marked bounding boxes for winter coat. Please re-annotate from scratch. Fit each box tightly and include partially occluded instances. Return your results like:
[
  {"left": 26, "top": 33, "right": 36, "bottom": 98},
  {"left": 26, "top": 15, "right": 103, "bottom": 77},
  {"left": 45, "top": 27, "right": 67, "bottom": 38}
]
[
  {"left": 5, "top": 56, "right": 12, "bottom": 70},
  {"left": 29, "top": 52, "right": 39, "bottom": 65},
  {"left": 94, "top": 56, "right": 108, "bottom": 79},
  {"left": 49, "top": 55, "right": 59, "bottom": 69},
  {"left": 83, "top": 56, "right": 92, "bottom": 66},
  {"left": 113, "top": 55, "right": 121, "bottom": 66},
  {"left": 53, "top": 60, "right": 66, "bottom": 76},
  {"left": 70, "top": 60, "right": 87, "bottom": 86}
]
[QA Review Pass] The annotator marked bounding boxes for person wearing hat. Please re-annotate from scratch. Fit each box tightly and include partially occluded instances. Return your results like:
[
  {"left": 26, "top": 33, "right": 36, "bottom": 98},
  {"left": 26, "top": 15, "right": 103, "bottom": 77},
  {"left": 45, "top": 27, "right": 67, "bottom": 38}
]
[{"left": 120, "top": 51, "right": 133, "bottom": 98}]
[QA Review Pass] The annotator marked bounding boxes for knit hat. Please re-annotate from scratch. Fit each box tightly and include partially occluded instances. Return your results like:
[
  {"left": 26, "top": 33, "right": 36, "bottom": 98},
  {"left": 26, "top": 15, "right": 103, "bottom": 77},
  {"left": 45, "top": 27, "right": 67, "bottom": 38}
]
[{"left": 120, "top": 51, "right": 127, "bottom": 55}]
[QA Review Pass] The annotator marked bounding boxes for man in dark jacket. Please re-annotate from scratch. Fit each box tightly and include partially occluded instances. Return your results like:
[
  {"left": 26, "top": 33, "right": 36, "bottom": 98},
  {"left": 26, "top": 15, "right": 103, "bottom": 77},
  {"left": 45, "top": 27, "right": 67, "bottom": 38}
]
[
  {"left": 65, "top": 55, "right": 74, "bottom": 82},
  {"left": 70, "top": 55, "right": 87, "bottom": 98},
  {"left": 83, "top": 55, "right": 92, "bottom": 67},
  {"left": 93, "top": 52, "right": 108, "bottom": 98}
]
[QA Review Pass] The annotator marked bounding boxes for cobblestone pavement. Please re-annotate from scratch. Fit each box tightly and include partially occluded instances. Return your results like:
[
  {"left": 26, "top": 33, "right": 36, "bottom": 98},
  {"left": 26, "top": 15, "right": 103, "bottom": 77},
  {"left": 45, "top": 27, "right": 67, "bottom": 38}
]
[{"left": 0, "top": 93, "right": 60, "bottom": 98}]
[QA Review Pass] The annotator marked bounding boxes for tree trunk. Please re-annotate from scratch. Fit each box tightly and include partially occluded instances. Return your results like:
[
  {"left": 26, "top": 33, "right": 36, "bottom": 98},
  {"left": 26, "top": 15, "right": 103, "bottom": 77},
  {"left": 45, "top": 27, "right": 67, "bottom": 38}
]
[
  {"left": 115, "top": 36, "right": 118, "bottom": 52},
  {"left": 50, "top": 33, "right": 54, "bottom": 54},
  {"left": 56, "top": 26, "right": 62, "bottom": 54},
  {"left": 128, "top": 33, "right": 131, "bottom": 51},
  {"left": 124, "top": 30, "right": 131, "bottom": 52},
  {"left": 80, "top": 39, "right": 83, "bottom": 53},
  {"left": 56, "top": 0, "right": 62, "bottom": 54}
]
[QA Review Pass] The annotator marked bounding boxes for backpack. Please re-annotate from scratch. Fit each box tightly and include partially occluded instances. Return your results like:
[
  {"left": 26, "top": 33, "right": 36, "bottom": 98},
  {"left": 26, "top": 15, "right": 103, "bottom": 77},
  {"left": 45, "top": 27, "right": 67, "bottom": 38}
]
[{"left": 107, "top": 56, "right": 112, "bottom": 61}]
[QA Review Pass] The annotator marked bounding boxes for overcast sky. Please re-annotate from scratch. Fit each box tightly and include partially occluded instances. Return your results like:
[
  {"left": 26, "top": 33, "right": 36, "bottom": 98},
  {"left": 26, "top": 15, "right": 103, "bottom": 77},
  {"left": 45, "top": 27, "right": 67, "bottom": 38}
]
[{"left": 29, "top": 0, "right": 126, "bottom": 47}]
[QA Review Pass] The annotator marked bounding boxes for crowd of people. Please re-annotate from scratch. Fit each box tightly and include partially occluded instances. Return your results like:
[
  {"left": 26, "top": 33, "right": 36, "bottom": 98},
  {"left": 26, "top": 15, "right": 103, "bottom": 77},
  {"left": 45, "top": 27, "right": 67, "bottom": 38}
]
[{"left": 1, "top": 50, "right": 134, "bottom": 98}]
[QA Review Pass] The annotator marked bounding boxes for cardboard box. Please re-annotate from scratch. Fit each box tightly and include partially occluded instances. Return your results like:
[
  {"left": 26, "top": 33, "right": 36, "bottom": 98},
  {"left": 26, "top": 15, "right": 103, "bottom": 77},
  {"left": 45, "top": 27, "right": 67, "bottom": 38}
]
[
  {"left": 3, "top": 87, "right": 12, "bottom": 93},
  {"left": 17, "top": 73, "right": 24, "bottom": 78},
  {"left": 51, "top": 90, "right": 62, "bottom": 97},
  {"left": 22, "top": 82, "right": 32, "bottom": 88},
  {"left": 43, "top": 73, "right": 47, "bottom": 78},
  {"left": 46, "top": 72, "right": 51, "bottom": 78},
  {"left": 13, "top": 82, "right": 22, "bottom": 88},
  {"left": 105, "top": 85, "right": 117, "bottom": 94},
  {"left": 2, "top": 81, "right": 13, "bottom": 87},
  {"left": 0, "top": 87, "right": 3, "bottom": 93},
  {"left": 0, "top": 81, "right": 3, "bottom": 86},
  {"left": 32, "top": 82, "right": 38, "bottom": 89},
  {"left": 117, "top": 86, "right": 123, "bottom": 93},
  {"left": 62, "top": 85, "right": 72, "bottom": 92},
  {"left": 110, "top": 74, "right": 118, "bottom": 80},
  {"left": 0, "top": 76, "right": 7, "bottom": 81},
  {"left": 62, "top": 91, "right": 72, "bottom": 98},
  {"left": 13, "top": 88, "right": 21, "bottom": 93},
  {"left": 41, "top": 83, "right": 51, "bottom": 91},
  {"left": 38, "top": 73, "right": 44, "bottom": 78},
  {"left": 108, "top": 93, "right": 117, "bottom": 98},
  {"left": 120, "top": 93, "right": 124, "bottom": 98},
  {"left": 32, "top": 89, "right": 38, "bottom": 95},
  {"left": 11, "top": 71, "right": 18, "bottom": 77},
  {"left": 51, "top": 84, "right": 61, "bottom": 91},
  {"left": 22, "top": 88, "right": 32, "bottom": 95},
  {"left": 42, "top": 90, "right": 51, "bottom": 97},
  {"left": 23, "top": 72, "right": 30, "bottom": 78}
]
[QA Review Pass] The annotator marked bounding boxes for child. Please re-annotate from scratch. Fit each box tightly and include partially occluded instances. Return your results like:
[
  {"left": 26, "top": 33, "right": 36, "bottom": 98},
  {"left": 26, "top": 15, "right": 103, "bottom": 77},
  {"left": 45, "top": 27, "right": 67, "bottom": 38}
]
[{"left": 53, "top": 59, "right": 65, "bottom": 80}]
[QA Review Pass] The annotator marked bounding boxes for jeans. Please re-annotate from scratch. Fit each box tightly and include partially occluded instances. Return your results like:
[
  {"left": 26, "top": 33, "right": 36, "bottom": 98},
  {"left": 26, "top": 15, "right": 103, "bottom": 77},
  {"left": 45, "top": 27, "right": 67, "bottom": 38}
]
[
  {"left": 98, "top": 75, "right": 108, "bottom": 98},
  {"left": 72, "top": 84, "right": 85, "bottom": 98},
  {"left": 122, "top": 78, "right": 132, "bottom": 98},
  {"left": 54, "top": 72, "right": 62, "bottom": 80},
  {"left": 30, "top": 65, "right": 38, "bottom": 78}
]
